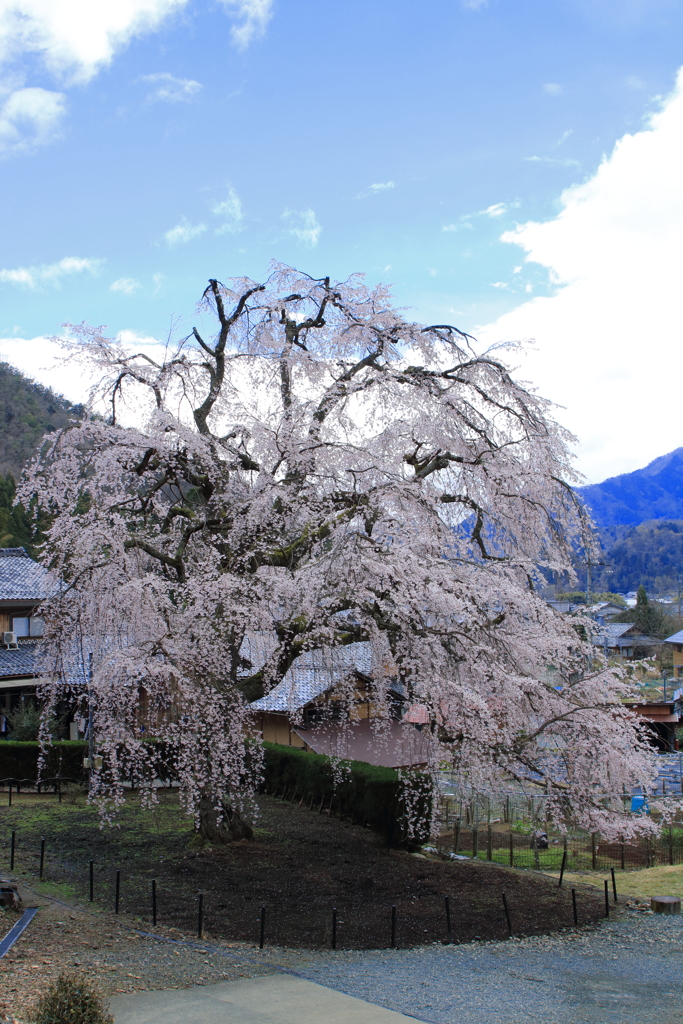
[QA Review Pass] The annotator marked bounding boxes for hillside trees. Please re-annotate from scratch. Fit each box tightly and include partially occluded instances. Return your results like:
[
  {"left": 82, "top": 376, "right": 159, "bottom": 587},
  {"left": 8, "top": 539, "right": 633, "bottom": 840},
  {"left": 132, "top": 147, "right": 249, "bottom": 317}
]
[{"left": 23, "top": 265, "right": 657, "bottom": 839}]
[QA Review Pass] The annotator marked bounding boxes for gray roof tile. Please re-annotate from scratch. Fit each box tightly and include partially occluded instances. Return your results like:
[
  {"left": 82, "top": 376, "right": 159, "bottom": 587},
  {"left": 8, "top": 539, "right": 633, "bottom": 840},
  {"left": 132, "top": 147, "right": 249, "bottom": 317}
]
[
  {"left": 251, "top": 642, "right": 374, "bottom": 713},
  {"left": 0, "top": 549, "right": 54, "bottom": 602}
]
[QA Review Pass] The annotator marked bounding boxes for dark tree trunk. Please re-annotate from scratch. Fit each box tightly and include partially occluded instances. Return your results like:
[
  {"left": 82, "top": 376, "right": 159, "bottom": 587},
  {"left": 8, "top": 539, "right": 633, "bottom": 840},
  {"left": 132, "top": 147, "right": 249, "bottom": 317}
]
[{"left": 198, "top": 796, "right": 253, "bottom": 843}]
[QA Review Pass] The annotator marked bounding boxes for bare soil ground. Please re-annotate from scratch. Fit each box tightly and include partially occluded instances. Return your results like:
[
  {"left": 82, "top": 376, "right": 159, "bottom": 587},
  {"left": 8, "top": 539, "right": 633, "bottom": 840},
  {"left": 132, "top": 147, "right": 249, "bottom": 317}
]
[{"left": 0, "top": 790, "right": 605, "bottom": 953}]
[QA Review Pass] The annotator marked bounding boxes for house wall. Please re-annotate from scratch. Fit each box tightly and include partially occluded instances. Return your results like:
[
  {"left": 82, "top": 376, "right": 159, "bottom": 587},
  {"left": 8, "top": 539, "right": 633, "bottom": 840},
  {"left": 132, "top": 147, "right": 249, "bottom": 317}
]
[
  {"left": 672, "top": 643, "right": 683, "bottom": 679},
  {"left": 259, "top": 713, "right": 306, "bottom": 748}
]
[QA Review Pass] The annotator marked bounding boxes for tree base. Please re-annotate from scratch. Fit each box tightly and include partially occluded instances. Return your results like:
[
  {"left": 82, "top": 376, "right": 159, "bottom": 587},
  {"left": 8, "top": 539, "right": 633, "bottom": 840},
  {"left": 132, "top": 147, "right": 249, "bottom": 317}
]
[{"left": 197, "top": 797, "right": 254, "bottom": 844}]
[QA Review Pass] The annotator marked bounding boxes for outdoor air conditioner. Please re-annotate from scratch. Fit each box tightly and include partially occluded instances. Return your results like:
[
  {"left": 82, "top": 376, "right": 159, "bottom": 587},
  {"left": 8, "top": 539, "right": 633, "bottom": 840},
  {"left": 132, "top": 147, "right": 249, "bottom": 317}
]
[{"left": 3, "top": 632, "right": 18, "bottom": 650}]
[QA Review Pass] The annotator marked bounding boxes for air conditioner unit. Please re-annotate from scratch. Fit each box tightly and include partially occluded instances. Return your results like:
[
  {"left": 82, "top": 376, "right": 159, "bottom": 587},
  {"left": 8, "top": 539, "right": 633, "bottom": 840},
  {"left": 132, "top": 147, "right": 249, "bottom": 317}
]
[{"left": 3, "top": 632, "right": 18, "bottom": 650}]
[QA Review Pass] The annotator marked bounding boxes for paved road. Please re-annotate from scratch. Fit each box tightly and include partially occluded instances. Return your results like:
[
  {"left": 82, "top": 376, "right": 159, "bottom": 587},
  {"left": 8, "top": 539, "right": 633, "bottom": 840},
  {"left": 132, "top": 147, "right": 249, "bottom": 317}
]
[
  {"left": 262, "top": 911, "right": 683, "bottom": 1024},
  {"left": 111, "top": 911, "right": 683, "bottom": 1024}
]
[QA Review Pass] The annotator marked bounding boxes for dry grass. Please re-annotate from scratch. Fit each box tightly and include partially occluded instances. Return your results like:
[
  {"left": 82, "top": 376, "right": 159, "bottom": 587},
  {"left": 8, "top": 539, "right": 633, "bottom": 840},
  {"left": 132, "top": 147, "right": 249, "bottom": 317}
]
[{"left": 546, "top": 863, "right": 683, "bottom": 901}]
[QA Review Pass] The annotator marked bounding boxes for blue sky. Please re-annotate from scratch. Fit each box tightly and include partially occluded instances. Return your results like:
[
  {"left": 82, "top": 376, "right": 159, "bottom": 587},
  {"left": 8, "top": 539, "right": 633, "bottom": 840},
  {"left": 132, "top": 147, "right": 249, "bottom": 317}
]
[{"left": 1, "top": 0, "right": 683, "bottom": 481}]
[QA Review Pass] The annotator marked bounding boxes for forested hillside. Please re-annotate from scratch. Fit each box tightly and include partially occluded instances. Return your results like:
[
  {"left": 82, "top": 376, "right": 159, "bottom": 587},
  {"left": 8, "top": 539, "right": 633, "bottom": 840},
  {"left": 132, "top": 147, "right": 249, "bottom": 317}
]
[
  {"left": 0, "top": 362, "right": 83, "bottom": 552},
  {"left": 0, "top": 361, "right": 83, "bottom": 479},
  {"left": 606, "top": 520, "right": 683, "bottom": 594}
]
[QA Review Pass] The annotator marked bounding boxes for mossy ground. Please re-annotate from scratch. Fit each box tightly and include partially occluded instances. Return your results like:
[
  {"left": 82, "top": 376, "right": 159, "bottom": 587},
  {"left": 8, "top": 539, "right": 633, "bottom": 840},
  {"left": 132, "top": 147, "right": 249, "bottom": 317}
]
[{"left": 1, "top": 789, "right": 605, "bottom": 948}]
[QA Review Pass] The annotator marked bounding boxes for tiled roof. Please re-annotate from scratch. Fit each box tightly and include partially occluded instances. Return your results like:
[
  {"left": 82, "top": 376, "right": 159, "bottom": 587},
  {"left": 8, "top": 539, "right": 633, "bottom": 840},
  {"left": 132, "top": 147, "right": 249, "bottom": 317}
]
[
  {"left": 592, "top": 622, "right": 657, "bottom": 648},
  {"left": 0, "top": 639, "right": 42, "bottom": 679},
  {"left": 251, "top": 642, "right": 374, "bottom": 712},
  {"left": 0, "top": 549, "right": 54, "bottom": 602},
  {"left": 664, "top": 630, "right": 683, "bottom": 644}
]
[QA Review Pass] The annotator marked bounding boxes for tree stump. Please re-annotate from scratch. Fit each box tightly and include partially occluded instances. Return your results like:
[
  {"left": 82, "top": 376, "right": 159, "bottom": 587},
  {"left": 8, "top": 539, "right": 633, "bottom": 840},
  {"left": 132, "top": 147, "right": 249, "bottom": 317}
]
[{"left": 651, "top": 896, "right": 681, "bottom": 914}]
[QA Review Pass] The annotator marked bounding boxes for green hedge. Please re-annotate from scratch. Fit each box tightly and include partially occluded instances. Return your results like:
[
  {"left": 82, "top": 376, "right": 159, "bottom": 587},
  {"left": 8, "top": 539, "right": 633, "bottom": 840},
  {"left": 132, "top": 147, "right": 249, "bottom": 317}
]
[
  {"left": 262, "top": 742, "right": 433, "bottom": 846},
  {"left": 0, "top": 741, "right": 88, "bottom": 783}
]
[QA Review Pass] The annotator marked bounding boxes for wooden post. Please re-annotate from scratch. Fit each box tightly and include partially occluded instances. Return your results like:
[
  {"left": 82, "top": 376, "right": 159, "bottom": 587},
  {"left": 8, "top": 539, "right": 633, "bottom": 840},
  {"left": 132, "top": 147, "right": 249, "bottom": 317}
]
[
  {"left": 502, "top": 892, "right": 512, "bottom": 937},
  {"left": 611, "top": 867, "right": 617, "bottom": 902},
  {"left": 651, "top": 896, "right": 681, "bottom": 914},
  {"left": 453, "top": 820, "right": 460, "bottom": 854},
  {"left": 558, "top": 850, "right": 567, "bottom": 888}
]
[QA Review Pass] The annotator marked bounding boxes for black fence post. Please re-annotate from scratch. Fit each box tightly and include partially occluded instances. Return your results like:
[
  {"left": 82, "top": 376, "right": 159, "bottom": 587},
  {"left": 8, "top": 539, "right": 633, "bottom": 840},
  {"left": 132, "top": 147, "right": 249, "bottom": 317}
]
[
  {"left": 115, "top": 870, "right": 121, "bottom": 915},
  {"left": 259, "top": 906, "right": 266, "bottom": 949},
  {"left": 89, "top": 860, "right": 94, "bottom": 902},
  {"left": 611, "top": 866, "right": 618, "bottom": 903},
  {"left": 445, "top": 895, "right": 452, "bottom": 944},
  {"left": 152, "top": 879, "right": 157, "bottom": 926},
  {"left": 332, "top": 907, "right": 337, "bottom": 950},
  {"left": 572, "top": 888, "right": 578, "bottom": 926},
  {"left": 39, "top": 838, "right": 45, "bottom": 880},
  {"left": 391, "top": 905, "right": 396, "bottom": 948},
  {"left": 502, "top": 892, "right": 512, "bottom": 937},
  {"left": 558, "top": 850, "right": 567, "bottom": 888},
  {"left": 198, "top": 893, "right": 204, "bottom": 939},
  {"left": 604, "top": 879, "right": 609, "bottom": 917},
  {"left": 10, "top": 830, "right": 15, "bottom": 871}
]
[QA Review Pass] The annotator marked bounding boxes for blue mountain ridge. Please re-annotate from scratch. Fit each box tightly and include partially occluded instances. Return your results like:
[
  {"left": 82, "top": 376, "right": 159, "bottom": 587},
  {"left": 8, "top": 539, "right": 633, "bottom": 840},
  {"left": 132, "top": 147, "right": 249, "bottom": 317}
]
[{"left": 578, "top": 448, "right": 683, "bottom": 534}]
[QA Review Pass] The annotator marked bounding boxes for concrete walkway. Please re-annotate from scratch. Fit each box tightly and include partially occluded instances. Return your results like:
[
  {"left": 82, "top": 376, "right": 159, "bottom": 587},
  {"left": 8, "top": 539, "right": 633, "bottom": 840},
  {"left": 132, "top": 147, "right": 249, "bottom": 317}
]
[{"left": 109, "top": 973, "right": 423, "bottom": 1024}]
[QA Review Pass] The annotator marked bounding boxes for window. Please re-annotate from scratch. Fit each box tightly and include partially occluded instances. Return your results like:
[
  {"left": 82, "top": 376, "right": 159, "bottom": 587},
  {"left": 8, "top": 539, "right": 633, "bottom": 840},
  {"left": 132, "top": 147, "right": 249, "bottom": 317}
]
[{"left": 11, "top": 616, "right": 43, "bottom": 637}]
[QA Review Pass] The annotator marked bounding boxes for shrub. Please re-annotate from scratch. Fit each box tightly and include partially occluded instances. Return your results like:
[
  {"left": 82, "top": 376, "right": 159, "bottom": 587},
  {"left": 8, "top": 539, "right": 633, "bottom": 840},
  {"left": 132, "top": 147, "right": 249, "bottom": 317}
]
[
  {"left": 0, "top": 741, "right": 87, "bottom": 783},
  {"left": 262, "top": 741, "right": 432, "bottom": 845},
  {"left": 30, "top": 973, "right": 113, "bottom": 1024}
]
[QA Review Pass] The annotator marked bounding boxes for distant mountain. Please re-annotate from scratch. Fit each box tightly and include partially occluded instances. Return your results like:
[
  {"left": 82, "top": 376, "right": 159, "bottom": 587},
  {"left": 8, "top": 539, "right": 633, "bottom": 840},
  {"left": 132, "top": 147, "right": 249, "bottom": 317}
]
[
  {"left": 579, "top": 448, "right": 683, "bottom": 538},
  {"left": 0, "top": 361, "right": 83, "bottom": 479}
]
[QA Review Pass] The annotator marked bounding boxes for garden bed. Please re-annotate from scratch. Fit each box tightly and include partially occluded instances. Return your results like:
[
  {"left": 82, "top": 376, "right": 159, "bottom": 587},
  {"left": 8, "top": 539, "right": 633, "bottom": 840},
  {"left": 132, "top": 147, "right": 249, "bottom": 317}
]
[{"left": 0, "top": 791, "right": 605, "bottom": 949}]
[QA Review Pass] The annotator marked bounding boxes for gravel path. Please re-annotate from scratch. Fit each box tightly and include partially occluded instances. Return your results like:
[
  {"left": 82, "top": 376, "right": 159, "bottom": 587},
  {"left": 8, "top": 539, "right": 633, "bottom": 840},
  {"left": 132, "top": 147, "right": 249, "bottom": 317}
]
[
  {"left": 266, "top": 912, "right": 683, "bottom": 1024},
  {"left": 4, "top": 880, "right": 683, "bottom": 1024}
]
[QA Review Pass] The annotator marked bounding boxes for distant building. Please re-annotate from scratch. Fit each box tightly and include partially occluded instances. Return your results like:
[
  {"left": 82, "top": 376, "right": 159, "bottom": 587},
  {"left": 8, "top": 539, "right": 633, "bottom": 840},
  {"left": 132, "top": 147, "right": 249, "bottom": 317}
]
[
  {"left": 663, "top": 629, "right": 683, "bottom": 679},
  {"left": 592, "top": 622, "right": 659, "bottom": 660},
  {"left": 0, "top": 548, "right": 53, "bottom": 736},
  {"left": 624, "top": 701, "right": 679, "bottom": 752},
  {"left": 250, "top": 641, "right": 432, "bottom": 768}
]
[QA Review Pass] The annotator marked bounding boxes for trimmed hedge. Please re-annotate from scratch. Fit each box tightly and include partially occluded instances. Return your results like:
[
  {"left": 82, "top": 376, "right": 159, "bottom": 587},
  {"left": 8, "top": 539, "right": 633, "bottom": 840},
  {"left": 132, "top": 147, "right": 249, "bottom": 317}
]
[
  {"left": 0, "top": 741, "right": 88, "bottom": 783},
  {"left": 262, "top": 742, "right": 433, "bottom": 846}
]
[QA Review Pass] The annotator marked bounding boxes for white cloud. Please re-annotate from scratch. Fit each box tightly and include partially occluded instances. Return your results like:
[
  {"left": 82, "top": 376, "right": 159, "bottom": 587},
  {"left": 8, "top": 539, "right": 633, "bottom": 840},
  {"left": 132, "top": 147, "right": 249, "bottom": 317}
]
[
  {"left": 0, "top": 0, "right": 273, "bottom": 86},
  {"left": 477, "top": 67, "right": 683, "bottom": 484},
  {"left": 490, "top": 281, "right": 508, "bottom": 289},
  {"left": 0, "top": 0, "right": 188, "bottom": 84},
  {"left": 110, "top": 277, "right": 140, "bottom": 294},
  {"left": 483, "top": 202, "right": 506, "bottom": 217},
  {"left": 442, "top": 221, "right": 472, "bottom": 232},
  {"left": 164, "top": 218, "right": 206, "bottom": 246},
  {"left": 357, "top": 181, "right": 395, "bottom": 199},
  {"left": 212, "top": 187, "right": 243, "bottom": 234},
  {"left": 140, "top": 72, "right": 201, "bottom": 103},
  {"left": 282, "top": 208, "right": 321, "bottom": 248},
  {"left": 524, "top": 155, "right": 581, "bottom": 168},
  {"left": 0, "top": 255, "right": 101, "bottom": 288},
  {"left": 543, "top": 83, "right": 564, "bottom": 96},
  {"left": 0, "top": 86, "right": 65, "bottom": 156},
  {"left": 218, "top": 0, "right": 274, "bottom": 49},
  {"left": 462, "top": 0, "right": 487, "bottom": 8}
]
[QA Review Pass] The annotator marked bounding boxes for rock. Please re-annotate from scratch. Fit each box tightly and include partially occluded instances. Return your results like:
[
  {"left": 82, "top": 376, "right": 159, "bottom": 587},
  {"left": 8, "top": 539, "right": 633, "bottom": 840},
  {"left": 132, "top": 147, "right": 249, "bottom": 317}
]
[{"left": 0, "top": 881, "right": 21, "bottom": 910}]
